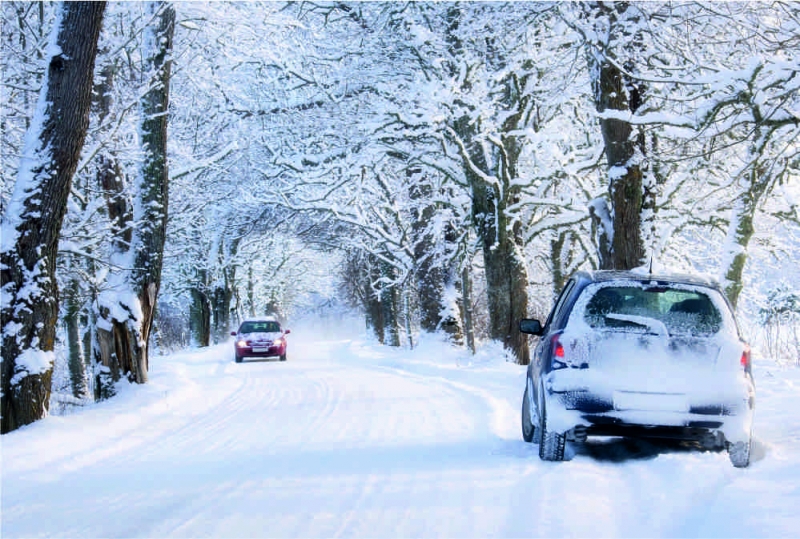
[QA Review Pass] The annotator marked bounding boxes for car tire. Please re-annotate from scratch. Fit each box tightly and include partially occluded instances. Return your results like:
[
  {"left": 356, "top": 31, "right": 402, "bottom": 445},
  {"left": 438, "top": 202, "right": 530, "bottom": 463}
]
[
  {"left": 727, "top": 437, "right": 751, "bottom": 468},
  {"left": 521, "top": 385, "right": 538, "bottom": 443},
  {"left": 280, "top": 353, "right": 286, "bottom": 362},
  {"left": 538, "top": 396, "right": 565, "bottom": 461},
  {"left": 235, "top": 354, "right": 242, "bottom": 363}
]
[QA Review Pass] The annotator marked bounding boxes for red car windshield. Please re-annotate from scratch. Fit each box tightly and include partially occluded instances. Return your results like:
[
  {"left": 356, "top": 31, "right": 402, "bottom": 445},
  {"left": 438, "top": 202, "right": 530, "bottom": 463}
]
[{"left": 240, "top": 321, "right": 280, "bottom": 333}]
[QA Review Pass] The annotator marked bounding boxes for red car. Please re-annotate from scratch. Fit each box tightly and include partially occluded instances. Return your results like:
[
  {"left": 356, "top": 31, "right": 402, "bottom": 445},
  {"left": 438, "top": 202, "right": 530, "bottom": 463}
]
[{"left": 231, "top": 318, "right": 290, "bottom": 363}]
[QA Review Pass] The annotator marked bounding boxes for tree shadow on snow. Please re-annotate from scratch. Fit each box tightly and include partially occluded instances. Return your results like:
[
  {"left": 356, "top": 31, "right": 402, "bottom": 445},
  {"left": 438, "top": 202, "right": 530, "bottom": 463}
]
[{"left": 569, "top": 437, "right": 722, "bottom": 463}]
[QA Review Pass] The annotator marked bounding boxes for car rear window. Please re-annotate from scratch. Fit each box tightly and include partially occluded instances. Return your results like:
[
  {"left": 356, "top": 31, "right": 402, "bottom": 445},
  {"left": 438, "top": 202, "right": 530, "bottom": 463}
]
[
  {"left": 581, "top": 285, "right": 723, "bottom": 335},
  {"left": 240, "top": 321, "right": 280, "bottom": 333}
]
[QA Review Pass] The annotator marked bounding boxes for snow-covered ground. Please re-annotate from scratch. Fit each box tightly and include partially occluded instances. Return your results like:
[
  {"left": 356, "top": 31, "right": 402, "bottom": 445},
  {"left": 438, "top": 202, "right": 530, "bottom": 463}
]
[{"left": 3, "top": 316, "right": 800, "bottom": 538}]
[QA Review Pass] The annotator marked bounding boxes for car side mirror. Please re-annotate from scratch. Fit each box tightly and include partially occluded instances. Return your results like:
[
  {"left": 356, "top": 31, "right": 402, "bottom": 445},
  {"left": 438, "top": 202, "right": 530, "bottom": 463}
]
[
  {"left": 230, "top": 331, "right": 237, "bottom": 337},
  {"left": 284, "top": 329, "right": 291, "bottom": 335},
  {"left": 519, "top": 319, "right": 543, "bottom": 336}
]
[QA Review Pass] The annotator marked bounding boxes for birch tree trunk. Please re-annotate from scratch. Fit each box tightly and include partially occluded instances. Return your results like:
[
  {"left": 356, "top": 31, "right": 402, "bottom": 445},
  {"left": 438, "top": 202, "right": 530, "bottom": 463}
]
[{"left": 1, "top": 2, "right": 105, "bottom": 433}]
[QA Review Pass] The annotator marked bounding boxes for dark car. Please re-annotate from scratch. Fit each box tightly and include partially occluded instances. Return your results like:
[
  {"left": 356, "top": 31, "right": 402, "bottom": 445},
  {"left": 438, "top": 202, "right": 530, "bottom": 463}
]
[
  {"left": 520, "top": 270, "right": 755, "bottom": 467},
  {"left": 231, "top": 318, "right": 290, "bottom": 363}
]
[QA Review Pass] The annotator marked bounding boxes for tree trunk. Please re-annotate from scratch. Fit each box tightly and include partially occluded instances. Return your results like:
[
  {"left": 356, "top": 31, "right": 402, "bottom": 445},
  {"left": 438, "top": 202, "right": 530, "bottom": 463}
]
[
  {"left": 211, "top": 237, "right": 240, "bottom": 342},
  {"left": 409, "top": 170, "right": 464, "bottom": 342},
  {"left": 453, "top": 113, "right": 530, "bottom": 365},
  {"left": 381, "top": 262, "right": 401, "bottom": 347},
  {"left": 98, "top": 2, "right": 175, "bottom": 393},
  {"left": 445, "top": 7, "right": 531, "bottom": 364},
  {"left": 129, "top": 1, "right": 174, "bottom": 380},
  {"left": 247, "top": 266, "right": 255, "bottom": 317},
  {"left": 588, "top": 2, "right": 647, "bottom": 271},
  {"left": 722, "top": 167, "right": 770, "bottom": 309},
  {"left": 366, "top": 259, "right": 385, "bottom": 343},
  {"left": 550, "top": 231, "right": 568, "bottom": 302},
  {"left": 460, "top": 265, "right": 476, "bottom": 354},
  {"left": 190, "top": 269, "right": 211, "bottom": 347},
  {"left": 93, "top": 47, "right": 135, "bottom": 399},
  {"left": 64, "top": 270, "right": 88, "bottom": 399},
  {"left": 1, "top": 2, "right": 105, "bottom": 433},
  {"left": 409, "top": 176, "right": 444, "bottom": 333}
]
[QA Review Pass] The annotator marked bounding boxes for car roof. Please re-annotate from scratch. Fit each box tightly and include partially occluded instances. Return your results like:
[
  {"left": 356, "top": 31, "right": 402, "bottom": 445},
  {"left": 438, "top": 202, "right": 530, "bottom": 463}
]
[
  {"left": 241, "top": 317, "right": 280, "bottom": 324},
  {"left": 574, "top": 269, "right": 722, "bottom": 290}
]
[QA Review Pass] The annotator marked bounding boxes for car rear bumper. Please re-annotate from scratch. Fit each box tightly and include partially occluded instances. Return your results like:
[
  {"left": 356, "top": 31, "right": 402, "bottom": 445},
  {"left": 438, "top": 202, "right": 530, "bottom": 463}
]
[{"left": 546, "top": 383, "right": 754, "bottom": 443}]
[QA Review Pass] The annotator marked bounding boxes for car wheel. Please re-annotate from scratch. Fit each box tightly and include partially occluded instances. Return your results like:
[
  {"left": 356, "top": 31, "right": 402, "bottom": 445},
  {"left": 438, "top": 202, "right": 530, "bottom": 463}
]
[
  {"left": 538, "top": 395, "right": 565, "bottom": 461},
  {"left": 280, "top": 353, "right": 286, "bottom": 362},
  {"left": 521, "top": 384, "right": 538, "bottom": 443},
  {"left": 235, "top": 354, "right": 242, "bottom": 363},
  {"left": 727, "top": 437, "right": 751, "bottom": 468}
]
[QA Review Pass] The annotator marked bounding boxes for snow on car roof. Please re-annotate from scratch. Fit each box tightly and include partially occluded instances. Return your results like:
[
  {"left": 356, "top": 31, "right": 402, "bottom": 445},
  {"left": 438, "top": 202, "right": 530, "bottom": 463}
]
[
  {"left": 580, "top": 269, "right": 721, "bottom": 289},
  {"left": 242, "top": 316, "right": 279, "bottom": 322}
]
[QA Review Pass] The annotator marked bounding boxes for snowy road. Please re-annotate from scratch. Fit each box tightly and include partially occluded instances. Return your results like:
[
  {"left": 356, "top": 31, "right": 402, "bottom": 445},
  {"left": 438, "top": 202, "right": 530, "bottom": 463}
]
[{"left": 3, "top": 320, "right": 800, "bottom": 538}]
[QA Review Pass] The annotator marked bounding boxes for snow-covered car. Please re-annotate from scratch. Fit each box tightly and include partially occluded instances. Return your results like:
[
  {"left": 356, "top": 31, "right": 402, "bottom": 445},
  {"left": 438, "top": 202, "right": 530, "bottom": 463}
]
[
  {"left": 231, "top": 318, "right": 290, "bottom": 363},
  {"left": 520, "top": 270, "right": 755, "bottom": 467}
]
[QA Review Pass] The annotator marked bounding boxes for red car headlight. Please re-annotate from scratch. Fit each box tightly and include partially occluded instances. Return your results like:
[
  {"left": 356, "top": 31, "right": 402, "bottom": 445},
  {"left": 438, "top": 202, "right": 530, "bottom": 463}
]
[{"left": 236, "top": 340, "right": 248, "bottom": 348}]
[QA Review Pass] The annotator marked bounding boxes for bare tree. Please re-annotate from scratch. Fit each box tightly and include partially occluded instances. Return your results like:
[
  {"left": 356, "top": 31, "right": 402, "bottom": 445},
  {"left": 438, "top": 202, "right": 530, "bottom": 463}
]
[
  {"left": 94, "top": 1, "right": 174, "bottom": 395},
  {"left": 1, "top": 2, "right": 106, "bottom": 433},
  {"left": 582, "top": 2, "right": 648, "bottom": 270}
]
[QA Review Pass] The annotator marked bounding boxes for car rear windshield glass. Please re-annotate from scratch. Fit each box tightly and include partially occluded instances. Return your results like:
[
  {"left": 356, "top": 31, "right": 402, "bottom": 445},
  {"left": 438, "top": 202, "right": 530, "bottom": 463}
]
[
  {"left": 582, "top": 285, "right": 723, "bottom": 335},
  {"left": 240, "top": 321, "right": 280, "bottom": 333}
]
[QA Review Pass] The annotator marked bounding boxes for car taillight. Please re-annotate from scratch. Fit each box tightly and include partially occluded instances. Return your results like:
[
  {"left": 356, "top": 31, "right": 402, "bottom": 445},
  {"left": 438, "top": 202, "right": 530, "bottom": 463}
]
[
  {"left": 551, "top": 334, "right": 566, "bottom": 368},
  {"left": 741, "top": 344, "right": 751, "bottom": 373},
  {"left": 553, "top": 338, "right": 565, "bottom": 358}
]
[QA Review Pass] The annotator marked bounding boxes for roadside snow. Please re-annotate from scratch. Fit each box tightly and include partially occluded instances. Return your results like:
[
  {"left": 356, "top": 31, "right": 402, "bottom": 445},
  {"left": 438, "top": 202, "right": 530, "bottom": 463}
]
[{"left": 2, "top": 317, "right": 799, "bottom": 538}]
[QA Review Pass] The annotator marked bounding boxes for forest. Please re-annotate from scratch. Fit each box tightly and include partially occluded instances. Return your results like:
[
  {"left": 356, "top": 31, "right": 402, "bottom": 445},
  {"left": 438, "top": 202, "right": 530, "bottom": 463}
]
[{"left": 1, "top": 1, "right": 798, "bottom": 434}]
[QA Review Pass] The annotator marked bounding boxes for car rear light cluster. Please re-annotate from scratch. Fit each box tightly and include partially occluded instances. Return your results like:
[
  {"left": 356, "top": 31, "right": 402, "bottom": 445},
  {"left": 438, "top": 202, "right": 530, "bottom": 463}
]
[
  {"left": 551, "top": 334, "right": 567, "bottom": 369},
  {"left": 741, "top": 344, "right": 752, "bottom": 374},
  {"left": 550, "top": 334, "right": 589, "bottom": 370}
]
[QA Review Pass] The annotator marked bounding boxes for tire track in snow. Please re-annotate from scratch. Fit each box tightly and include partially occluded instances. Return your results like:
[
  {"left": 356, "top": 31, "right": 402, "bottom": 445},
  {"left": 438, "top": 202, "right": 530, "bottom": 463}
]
[{"left": 107, "top": 360, "right": 348, "bottom": 538}]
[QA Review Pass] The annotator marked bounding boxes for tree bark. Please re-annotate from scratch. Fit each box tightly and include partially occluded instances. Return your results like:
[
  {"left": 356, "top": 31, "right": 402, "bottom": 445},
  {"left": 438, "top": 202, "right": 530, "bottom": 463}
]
[
  {"left": 211, "top": 237, "right": 240, "bottom": 342},
  {"left": 92, "top": 38, "right": 135, "bottom": 399},
  {"left": 380, "top": 262, "right": 401, "bottom": 347},
  {"left": 190, "top": 269, "right": 211, "bottom": 347},
  {"left": 409, "top": 176, "right": 443, "bottom": 333},
  {"left": 722, "top": 167, "right": 770, "bottom": 309},
  {"left": 550, "top": 231, "right": 567, "bottom": 302},
  {"left": 64, "top": 269, "right": 88, "bottom": 399},
  {"left": 94, "top": 2, "right": 174, "bottom": 391},
  {"left": 588, "top": 2, "right": 647, "bottom": 271},
  {"left": 130, "top": 1, "right": 174, "bottom": 380},
  {"left": 444, "top": 7, "right": 530, "bottom": 364},
  {"left": 366, "top": 258, "right": 385, "bottom": 343},
  {"left": 1, "top": 2, "right": 106, "bottom": 433},
  {"left": 452, "top": 115, "right": 530, "bottom": 365},
  {"left": 460, "top": 265, "right": 476, "bottom": 354}
]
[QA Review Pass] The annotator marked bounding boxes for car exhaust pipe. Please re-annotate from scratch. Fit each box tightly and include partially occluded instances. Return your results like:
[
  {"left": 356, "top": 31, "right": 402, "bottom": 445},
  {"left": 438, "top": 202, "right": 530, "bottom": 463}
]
[{"left": 567, "top": 425, "right": 588, "bottom": 443}]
